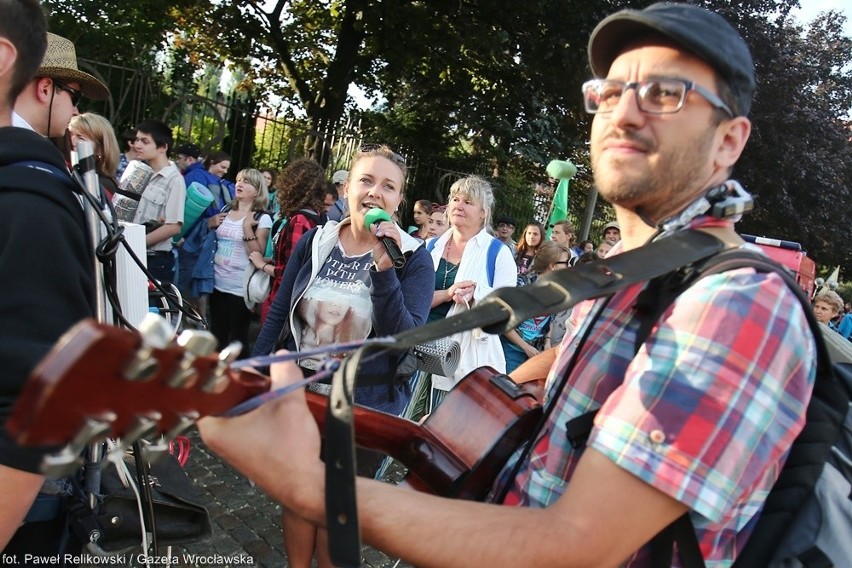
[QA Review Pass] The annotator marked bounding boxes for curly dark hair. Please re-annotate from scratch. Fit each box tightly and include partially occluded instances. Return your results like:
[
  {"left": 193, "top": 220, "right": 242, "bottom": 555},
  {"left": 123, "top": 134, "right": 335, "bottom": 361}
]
[{"left": 275, "top": 158, "right": 327, "bottom": 215}]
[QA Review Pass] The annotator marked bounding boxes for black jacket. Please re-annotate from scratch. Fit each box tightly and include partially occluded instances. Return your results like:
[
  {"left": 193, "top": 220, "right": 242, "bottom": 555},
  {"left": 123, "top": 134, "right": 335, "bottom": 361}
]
[{"left": 0, "top": 127, "right": 96, "bottom": 472}]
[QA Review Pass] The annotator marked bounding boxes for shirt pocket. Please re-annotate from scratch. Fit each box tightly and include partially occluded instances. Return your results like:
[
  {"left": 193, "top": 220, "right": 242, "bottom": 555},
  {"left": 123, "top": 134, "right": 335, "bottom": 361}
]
[{"left": 143, "top": 183, "right": 168, "bottom": 208}]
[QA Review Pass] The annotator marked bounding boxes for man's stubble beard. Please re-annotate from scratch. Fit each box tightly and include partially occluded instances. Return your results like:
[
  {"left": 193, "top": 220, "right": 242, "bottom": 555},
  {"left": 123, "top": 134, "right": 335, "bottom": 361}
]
[{"left": 592, "top": 128, "right": 717, "bottom": 219}]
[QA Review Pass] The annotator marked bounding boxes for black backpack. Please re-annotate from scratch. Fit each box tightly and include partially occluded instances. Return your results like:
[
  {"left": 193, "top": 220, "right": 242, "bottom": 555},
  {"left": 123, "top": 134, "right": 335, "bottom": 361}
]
[{"left": 567, "top": 248, "right": 852, "bottom": 567}]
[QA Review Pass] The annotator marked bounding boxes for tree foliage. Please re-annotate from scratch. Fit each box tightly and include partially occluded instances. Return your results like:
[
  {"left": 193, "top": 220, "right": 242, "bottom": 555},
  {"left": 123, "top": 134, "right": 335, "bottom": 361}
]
[{"left": 43, "top": 0, "right": 852, "bottom": 271}]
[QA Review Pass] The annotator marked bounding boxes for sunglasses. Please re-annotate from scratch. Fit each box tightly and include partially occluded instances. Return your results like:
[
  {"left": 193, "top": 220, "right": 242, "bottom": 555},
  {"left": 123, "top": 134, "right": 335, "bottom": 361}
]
[
  {"left": 359, "top": 143, "right": 406, "bottom": 166},
  {"left": 54, "top": 81, "right": 83, "bottom": 107}
]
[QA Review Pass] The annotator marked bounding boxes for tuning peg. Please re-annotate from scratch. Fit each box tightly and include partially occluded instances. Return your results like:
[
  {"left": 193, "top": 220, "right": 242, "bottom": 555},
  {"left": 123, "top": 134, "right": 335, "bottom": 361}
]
[
  {"left": 202, "top": 341, "right": 242, "bottom": 393},
  {"left": 166, "top": 330, "right": 218, "bottom": 388},
  {"left": 123, "top": 314, "right": 176, "bottom": 381},
  {"left": 41, "top": 415, "right": 116, "bottom": 478},
  {"left": 107, "top": 413, "right": 162, "bottom": 458},
  {"left": 138, "top": 313, "right": 175, "bottom": 348}
]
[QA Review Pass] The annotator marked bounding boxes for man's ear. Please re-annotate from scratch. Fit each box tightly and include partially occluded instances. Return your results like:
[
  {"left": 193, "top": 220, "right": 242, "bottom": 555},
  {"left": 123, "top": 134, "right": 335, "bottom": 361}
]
[
  {"left": 0, "top": 38, "right": 17, "bottom": 91},
  {"left": 34, "top": 76, "right": 55, "bottom": 104},
  {"left": 714, "top": 116, "right": 751, "bottom": 171}
]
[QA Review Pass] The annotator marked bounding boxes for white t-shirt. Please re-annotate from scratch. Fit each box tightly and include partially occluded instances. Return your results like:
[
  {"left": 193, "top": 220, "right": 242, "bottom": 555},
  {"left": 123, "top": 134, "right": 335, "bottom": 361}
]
[{"left": 213, "top": 212, "right": 273, "bottom": 295}]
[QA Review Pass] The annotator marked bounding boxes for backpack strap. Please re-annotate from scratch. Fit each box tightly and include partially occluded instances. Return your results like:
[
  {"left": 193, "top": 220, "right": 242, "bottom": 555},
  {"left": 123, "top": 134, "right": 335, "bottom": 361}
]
[{"left": 486, "top": 237, "right": 503, "bottom": 287}]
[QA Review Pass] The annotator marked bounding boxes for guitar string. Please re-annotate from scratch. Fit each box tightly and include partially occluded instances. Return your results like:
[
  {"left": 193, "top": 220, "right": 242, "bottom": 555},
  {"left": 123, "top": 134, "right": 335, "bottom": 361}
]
[
  {"left": 225, "top": 345, "right": 392, "bottom": 417},
  {"left": 230, "top": 337, "right": 396, "bottom": 370},
  {"left": 223, "top": 360, "right": 340, "bottom": 417}
]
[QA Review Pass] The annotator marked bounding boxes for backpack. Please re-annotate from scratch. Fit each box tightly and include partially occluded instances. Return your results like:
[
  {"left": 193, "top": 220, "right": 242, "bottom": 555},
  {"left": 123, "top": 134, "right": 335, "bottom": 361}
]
[
  {"left": 265, "top": 217, "right": 288, "bottom": 258},
  {"left": 426, "top": 236, "right": 504, "bottom": 287},
  {"left": 566, "top": 248, "right": 852, "bottom": 567}
]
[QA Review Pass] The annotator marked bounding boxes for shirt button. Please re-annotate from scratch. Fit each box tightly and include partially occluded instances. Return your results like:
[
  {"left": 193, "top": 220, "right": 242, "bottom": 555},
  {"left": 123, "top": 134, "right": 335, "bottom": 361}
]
[{"left": 649, "top": 429, "right": 666, "bottom": 444}]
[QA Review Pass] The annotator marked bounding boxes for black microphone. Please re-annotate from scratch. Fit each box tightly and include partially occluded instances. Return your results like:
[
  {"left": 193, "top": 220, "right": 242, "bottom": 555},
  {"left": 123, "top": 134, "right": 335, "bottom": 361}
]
[{"left": 364, "top": 208, "right": 406, "bottom": 268}]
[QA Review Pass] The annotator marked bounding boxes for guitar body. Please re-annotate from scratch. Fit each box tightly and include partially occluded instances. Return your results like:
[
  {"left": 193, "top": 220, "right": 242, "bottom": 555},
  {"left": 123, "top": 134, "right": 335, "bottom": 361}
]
[
  {"left": 308, "top": 367, "right": 542, "bottom": 501},
  {"left": 8, "top": 320, "right": 541, "bottom": 503}
]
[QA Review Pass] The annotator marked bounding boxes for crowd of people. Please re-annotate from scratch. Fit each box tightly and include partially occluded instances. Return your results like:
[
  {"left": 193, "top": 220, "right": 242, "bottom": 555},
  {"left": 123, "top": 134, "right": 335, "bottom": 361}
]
[{"left": 1, "top": 1, "right": 849, "bottom": 566}]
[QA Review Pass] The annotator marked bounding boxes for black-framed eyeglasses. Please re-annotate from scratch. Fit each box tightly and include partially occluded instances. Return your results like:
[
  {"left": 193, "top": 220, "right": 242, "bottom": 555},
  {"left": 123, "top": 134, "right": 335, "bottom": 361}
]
[
  {"left": 553, "top": 259, "right": 572, "bottom": 265},
  {"left": 359, "top": 143, "right": 406, "bottom": 166},
  {"left": 582, "top": 78, "right": 734, "bottom": 118},
  {"left": 54, "top": 81, "right": 83, "bottom": 107}
]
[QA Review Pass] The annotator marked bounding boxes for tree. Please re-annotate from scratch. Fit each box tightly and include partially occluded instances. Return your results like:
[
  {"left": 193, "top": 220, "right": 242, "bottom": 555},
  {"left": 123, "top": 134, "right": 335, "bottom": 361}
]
[{"left": 718, "top": 4, "right": 852, "bottom": 270}]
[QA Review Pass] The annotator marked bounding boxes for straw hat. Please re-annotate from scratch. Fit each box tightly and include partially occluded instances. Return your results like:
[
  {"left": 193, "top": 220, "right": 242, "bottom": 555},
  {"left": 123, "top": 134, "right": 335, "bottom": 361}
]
[{"left": 38, "top": 33, "right": 109, "bottom": 101}]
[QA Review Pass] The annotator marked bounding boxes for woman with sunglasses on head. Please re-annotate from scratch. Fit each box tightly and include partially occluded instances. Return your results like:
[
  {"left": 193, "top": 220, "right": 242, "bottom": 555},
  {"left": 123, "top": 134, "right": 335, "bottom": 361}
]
[
  {"left": 500, "top": 242, "right": 574, "bottom": 373},
  {"left": 252, "top": 145, "right": 433, "bottom": 568}
]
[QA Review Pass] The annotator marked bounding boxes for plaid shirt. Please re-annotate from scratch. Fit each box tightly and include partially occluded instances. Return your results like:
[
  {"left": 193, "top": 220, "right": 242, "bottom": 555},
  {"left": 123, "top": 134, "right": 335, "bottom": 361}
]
[{"left": 500, "top": 220, "right": 816, "bottom": 566}]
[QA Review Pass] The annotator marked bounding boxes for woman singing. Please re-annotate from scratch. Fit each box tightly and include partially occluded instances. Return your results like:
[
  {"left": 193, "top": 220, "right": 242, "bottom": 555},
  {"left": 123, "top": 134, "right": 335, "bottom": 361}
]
[{"left": 251, "top": 144, "right": 433, "bottom": 567}]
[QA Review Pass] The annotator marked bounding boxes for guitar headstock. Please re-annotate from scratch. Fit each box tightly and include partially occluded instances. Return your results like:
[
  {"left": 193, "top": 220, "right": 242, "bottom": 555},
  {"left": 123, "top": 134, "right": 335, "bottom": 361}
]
[{"left": 6, "top": 315, "right": 270, "bottom": 477}]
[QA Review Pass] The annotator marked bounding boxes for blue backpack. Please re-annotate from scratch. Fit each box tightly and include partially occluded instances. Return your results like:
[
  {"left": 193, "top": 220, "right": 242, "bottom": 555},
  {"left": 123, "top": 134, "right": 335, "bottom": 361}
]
[{"left": 426, "top": 236, "right": 504, "bottom": 287}]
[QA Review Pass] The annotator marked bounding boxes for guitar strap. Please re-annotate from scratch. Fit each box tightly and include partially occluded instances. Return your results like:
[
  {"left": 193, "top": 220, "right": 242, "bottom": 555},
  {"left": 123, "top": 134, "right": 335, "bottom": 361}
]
[{"left": 324, "top": 229, "right": 726, "bottom": 566}]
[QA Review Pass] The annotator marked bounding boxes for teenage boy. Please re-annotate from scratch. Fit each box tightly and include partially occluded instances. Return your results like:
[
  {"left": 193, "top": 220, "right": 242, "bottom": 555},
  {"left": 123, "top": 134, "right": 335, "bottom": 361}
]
[{"left": 131, "top": 119, "right": 186, "bottom": 286}]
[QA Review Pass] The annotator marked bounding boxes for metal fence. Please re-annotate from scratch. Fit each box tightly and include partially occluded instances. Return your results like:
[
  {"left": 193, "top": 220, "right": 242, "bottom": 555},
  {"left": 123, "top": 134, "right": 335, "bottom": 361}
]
[
  {"left": 75, "top": 58, "right": 612, "bottom": 239},
  {"left": 76, "top": 58, "right": 365, "bottom": 177}
]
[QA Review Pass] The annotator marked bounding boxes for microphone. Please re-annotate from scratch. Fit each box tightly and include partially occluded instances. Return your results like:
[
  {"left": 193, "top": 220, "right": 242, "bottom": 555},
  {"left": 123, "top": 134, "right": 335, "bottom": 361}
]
[{"left": 364, "top": 208, "right": 406, "bottom": 268}]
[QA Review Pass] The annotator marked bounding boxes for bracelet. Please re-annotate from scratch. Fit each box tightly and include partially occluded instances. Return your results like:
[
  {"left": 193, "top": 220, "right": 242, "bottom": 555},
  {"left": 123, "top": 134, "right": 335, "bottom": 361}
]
[
  {"left": 371, "top": 250, "right": 387, "bottom": 271},
  {"left": 242, "top": 235, "right": 257, "bottom": 242},
  {"left": 263, "top": 262, "right": 272, "bottom": 273}
]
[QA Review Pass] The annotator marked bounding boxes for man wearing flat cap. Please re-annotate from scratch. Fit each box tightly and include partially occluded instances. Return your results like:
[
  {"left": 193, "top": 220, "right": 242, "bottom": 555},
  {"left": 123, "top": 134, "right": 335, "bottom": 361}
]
[
  {"left": 197, "top": 4, "right": 815, "bottom": 566},
  {"left": 13, "top": 32, "right": 109, "bottom": 138}
]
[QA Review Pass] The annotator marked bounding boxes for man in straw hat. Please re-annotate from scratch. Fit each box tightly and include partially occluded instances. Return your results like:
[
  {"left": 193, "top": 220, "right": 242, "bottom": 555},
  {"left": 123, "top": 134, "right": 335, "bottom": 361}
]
[
  {"left": 198, "top": 3, "right": 818, "bottom": 566},
  {"left": 13, "top": 31, "right": 108, "bottom": 138},
  {"left": 0, "top": 2, "right": 96, "bottom": 556}
]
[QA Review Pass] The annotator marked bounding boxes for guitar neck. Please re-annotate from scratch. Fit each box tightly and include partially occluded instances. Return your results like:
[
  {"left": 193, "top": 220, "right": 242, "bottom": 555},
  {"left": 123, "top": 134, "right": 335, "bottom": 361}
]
[{"left": 304, "top": 391, "right": 467, "bottom": 494}]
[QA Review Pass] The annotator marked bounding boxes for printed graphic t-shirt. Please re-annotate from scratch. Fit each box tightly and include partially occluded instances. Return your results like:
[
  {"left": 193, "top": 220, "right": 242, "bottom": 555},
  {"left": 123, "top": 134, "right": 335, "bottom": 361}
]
[{"left": 297, "top": 243, "right": 374, "bottom": 370}]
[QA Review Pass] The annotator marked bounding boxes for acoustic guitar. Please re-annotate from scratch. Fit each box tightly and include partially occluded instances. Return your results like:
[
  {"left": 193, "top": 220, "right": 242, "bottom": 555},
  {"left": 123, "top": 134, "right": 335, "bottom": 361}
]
[{"left": 7, "top": 319, "right": 542, "bottom": 501}]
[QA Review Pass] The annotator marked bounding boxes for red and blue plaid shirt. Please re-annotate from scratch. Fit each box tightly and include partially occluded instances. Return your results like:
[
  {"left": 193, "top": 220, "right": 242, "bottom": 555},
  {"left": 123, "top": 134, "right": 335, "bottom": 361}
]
[{"left": 500, "top": 220, "right": 816, "bottom": 566}]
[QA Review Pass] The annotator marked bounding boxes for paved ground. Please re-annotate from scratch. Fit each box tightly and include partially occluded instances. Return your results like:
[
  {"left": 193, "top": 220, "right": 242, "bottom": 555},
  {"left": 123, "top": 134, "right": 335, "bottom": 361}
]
[
  {"left": 82, "top": 431, "right": 410, "bottom": 567},
  {"left": 177, "top": 431, "right": 410, "bottom": 568}
]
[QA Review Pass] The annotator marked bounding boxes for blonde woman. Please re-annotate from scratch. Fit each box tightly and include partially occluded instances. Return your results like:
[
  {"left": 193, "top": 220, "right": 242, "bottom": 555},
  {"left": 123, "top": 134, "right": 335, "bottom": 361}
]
[
  {"left": 208, "top": 168, "right": 271, "bottom": 350},
  {"left": 426, "top": 176, "right": 517, "bottom": 408},
  {"left": 68, "top": 112, "right": 120, "bottom": 199}
]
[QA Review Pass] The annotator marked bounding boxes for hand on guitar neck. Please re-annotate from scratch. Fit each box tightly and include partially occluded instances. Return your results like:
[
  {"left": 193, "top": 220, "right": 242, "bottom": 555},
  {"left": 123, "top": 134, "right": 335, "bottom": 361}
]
[{"left": 7, "top": 317, "right": 541, "bottom": 499}]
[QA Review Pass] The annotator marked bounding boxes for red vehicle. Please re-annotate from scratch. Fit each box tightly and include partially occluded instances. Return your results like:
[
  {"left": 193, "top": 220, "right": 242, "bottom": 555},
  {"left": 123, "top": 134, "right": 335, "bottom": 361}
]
[{"left": 741, "top": 234, "right": 817, "bottom": 298}]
